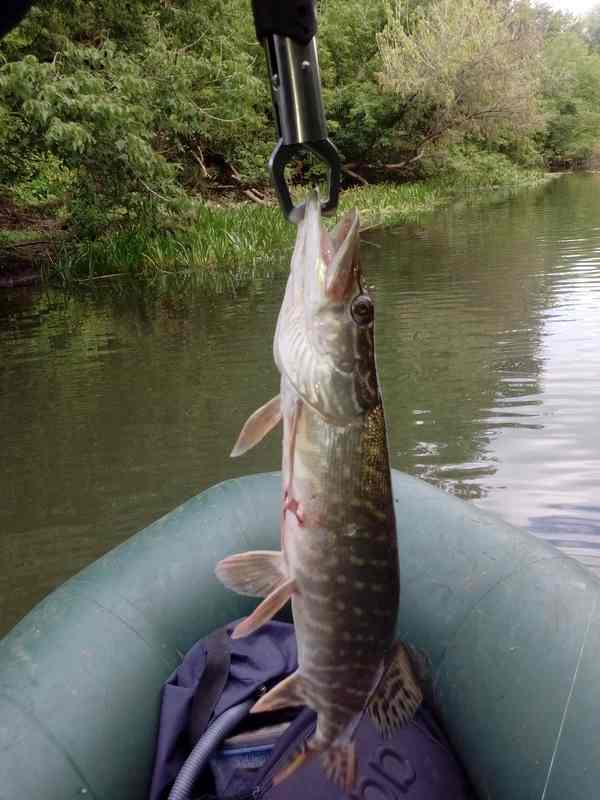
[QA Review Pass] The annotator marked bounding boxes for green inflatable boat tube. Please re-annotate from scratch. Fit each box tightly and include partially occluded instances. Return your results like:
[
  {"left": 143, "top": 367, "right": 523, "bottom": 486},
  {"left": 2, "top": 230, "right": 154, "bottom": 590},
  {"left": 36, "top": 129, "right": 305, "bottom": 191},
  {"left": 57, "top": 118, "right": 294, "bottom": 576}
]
[{"left": 1, "top": 471, "right": 599, "bottom": 800}]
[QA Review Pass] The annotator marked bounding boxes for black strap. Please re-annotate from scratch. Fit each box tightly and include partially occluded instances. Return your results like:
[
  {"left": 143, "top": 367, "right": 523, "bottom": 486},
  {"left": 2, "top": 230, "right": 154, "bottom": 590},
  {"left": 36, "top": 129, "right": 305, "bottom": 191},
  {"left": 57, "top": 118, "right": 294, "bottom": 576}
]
[
  {"left": 251, "top": 0, "right": 317, "bottom": 46},
  {"left": 188, "top": 626, "right": 232, "bottom": 747}
]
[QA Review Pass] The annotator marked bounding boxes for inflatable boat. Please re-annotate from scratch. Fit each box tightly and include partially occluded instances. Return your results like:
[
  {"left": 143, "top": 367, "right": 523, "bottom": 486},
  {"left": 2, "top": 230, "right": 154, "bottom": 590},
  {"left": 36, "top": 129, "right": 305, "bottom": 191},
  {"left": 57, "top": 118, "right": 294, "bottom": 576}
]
[{"left": 1, "top": 471, "right": 599, "bottom": 800}]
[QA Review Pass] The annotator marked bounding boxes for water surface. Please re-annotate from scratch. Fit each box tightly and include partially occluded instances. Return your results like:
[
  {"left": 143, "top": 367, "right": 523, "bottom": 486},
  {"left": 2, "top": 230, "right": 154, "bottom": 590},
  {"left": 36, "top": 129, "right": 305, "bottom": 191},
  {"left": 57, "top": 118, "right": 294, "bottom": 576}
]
[{"left": 2, "top": 174, "right": 599, "bottom": 635}]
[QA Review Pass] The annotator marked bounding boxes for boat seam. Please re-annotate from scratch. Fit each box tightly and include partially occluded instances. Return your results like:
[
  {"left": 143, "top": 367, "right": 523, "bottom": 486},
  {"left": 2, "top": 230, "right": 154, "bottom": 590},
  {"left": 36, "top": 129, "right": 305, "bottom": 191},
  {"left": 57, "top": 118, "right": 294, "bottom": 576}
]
[
  {"left": 57, "top": 586, "right": 178, "bottom": 669},
  {"left": 540, "top": 592, "right": 597, "bottom": 800},
  {"left": 0, "top": 691, "right": 99, "bottom": 800},
  {"left": 432, "top": 553, "right": 565, "bottom": 685}
]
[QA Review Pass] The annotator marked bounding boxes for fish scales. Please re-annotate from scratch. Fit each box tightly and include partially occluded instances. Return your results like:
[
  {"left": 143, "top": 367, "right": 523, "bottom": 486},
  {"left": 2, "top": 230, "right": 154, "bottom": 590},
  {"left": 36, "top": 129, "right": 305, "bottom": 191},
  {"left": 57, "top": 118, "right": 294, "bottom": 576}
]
[
  {"left": 288, "top": 393, "right": 399, "bottom": 748},
  {"left": 217, "top": 193, "right": 421, "bottom": 790}
]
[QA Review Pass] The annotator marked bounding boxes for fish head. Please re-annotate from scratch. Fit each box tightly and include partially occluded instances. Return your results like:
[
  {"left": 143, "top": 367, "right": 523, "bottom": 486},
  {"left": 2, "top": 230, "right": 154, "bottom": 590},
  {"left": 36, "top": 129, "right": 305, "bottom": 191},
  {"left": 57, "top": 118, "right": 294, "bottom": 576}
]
[{"left": 275, "top": 192, "right": 379, "bottom": 422}]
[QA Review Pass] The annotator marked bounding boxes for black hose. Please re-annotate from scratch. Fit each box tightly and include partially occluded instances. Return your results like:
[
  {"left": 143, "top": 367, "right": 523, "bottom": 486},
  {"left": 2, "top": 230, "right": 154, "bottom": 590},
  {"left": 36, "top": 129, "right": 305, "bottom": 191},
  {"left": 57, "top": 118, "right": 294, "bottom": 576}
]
[{"left": 168, "top": 699, "right": 254, "bottom": 800}]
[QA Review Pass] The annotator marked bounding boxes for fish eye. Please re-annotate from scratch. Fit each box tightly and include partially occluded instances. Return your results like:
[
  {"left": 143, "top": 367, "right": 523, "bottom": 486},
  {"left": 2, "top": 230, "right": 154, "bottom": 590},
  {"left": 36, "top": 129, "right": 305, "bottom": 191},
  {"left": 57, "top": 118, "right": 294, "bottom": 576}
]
[{"left": 351, "top": 294, "right": 374, "bottom": 327}]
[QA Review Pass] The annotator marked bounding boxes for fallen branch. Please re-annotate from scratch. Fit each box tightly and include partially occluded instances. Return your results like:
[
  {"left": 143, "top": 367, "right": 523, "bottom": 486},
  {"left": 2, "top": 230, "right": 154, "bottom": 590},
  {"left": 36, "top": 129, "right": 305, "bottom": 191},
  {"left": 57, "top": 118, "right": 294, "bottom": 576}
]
[
  {"left": 360, "top": 222, "right": 385, "bottom": 234},
  {"left": 227, "top": 163, "right": 267, "bottom": 203},
  {"left": 138, "top": 179, "right": 170, "bottom": 203},
  {"left": 191, "top": 148, "right": 209, "bottom": 178},
  {"left": 243, "top": 188, "right": 266, "bottom": 205},
  {"left": 74, "top": 273, "right": 127, "bottom": 282},
  {"left": 384, "top": 150, "right": 426, "bottom": 171},
  {"left": 2, "top": 239, "right": 53, "bottom": 249},
  {"left": 178, "top": 35, "right": 206, "bottom": 54},
  {"left": 342, "top": 166, "right": 369, "bottom": 186}
]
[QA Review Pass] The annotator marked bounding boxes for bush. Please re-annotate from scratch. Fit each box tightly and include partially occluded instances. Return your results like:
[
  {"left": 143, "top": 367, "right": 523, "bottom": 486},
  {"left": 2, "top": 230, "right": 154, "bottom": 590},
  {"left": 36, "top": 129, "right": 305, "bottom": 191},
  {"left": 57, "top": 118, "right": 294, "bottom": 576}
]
[
  {"left": 0, "top": 6, "right": 270, "bottom": 233},
  {"left": 11, "top": 152, "right": 76, "bottom": 205},
  {"left": 425, "top": 143, "right": 535, "bottom": 189},
  {"left": 542, "top": 31, "right": 600, "bottom": 164},
  {"left": 0, "top": 0, "right": 595, "bottom": 249}
]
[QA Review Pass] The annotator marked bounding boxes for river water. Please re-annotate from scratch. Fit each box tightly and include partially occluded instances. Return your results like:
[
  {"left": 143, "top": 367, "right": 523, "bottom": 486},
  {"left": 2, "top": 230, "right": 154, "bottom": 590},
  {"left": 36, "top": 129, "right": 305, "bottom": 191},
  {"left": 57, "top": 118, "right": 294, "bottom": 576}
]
[{"left": 1, "top": 174, "right": 600, "bottom": 636}]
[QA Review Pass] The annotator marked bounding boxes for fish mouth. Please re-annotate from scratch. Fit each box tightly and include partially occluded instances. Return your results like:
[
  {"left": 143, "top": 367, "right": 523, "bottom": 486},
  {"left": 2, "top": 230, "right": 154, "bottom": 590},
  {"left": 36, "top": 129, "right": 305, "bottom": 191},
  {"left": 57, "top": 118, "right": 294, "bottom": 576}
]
[
  {"left": 274, "top": 192, "right": 369, "bottom": 422},
  {"left": 301, "top": 191, "right": 361, "bottom": 303}
]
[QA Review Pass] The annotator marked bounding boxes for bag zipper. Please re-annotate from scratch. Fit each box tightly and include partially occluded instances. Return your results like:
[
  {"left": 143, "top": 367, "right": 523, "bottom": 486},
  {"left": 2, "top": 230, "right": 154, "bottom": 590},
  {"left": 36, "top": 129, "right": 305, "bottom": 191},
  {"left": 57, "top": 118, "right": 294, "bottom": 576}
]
[{"left": 250, "top": 717, "right": 317, "bottom": 799}]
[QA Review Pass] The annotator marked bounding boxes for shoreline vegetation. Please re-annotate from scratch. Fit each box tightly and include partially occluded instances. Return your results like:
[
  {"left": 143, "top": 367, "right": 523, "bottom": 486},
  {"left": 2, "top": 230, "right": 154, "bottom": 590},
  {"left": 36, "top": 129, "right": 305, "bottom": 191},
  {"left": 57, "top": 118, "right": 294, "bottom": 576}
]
[
  {"left": 2, "top": 0, "right": 599, "bottom": 293},
  {"left": 1, "top": 169, "right": 549, "bottom": 293}
]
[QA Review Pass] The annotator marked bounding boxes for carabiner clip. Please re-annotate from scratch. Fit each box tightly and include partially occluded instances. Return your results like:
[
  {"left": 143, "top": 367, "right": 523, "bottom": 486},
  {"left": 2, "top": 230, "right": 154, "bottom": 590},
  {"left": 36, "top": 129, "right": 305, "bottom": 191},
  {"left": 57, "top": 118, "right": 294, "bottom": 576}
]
[
  {"left": 263, "top": 33, "right": 341, "bottom": 222},
  {"left": 269, "top": 138, "right": 340, "bottom": 224}
]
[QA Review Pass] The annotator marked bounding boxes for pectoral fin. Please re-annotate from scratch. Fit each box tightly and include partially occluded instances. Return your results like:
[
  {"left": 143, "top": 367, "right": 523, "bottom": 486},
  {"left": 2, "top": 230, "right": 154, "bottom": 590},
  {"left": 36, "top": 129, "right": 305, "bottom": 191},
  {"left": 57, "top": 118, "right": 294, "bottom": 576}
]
[
  {"left": 215, "top": 550, "right": 286, "bottom": 597},
  {"left": 231, "top": 578, "right": 296, "bottom": 639},
  {"left": 251, "top": 670, "right": 305, "bottom": 714},
  {"left": 367, "top": 641, "right": 423, "bottom": 738},
  {"left": 231, "top": 395, "right": 282, "bottom": 457}
]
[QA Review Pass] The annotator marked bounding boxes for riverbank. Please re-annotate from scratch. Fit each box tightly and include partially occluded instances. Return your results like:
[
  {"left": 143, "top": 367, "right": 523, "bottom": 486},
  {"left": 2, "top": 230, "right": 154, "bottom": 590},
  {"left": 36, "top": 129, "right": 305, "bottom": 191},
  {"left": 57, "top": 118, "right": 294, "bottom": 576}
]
[{"left": 1, "top": 170, "right": 548, "bottom": 294}]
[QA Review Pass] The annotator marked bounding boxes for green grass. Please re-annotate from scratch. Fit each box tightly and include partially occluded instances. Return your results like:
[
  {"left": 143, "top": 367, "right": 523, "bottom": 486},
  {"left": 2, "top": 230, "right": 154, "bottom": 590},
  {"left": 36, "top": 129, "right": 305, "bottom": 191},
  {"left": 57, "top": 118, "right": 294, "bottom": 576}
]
[
  {"left": 52, "top": 203, "right": 294, "bottom": 292},
  {"left": 0, "top": 228, "right": 48, "bottom": 246},
  {"left": 340, "top": 182, "right": 447, "bottom": 228},
  {"left": 48, "top": 171, "right": 546, "bottom": 293}
]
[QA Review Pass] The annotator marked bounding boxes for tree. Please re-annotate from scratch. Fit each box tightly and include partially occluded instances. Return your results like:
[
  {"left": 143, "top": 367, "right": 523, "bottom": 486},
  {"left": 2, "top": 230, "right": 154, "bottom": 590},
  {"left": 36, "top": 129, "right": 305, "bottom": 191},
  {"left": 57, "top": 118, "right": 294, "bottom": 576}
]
[
  {"left": 542, "top": 31, "right": 600, "bottom": 164},
  {"left": 528, "top": 1, "right": 581, "bottom": 38},
  {"left": 583, "top": 3, "right": 600, "bottom": 49},
  {"left": 0, "top": 3, "right": 271, "bottom": 232},
  {"left": 376, "top": 0, "right": 543, "bottom": 170}
]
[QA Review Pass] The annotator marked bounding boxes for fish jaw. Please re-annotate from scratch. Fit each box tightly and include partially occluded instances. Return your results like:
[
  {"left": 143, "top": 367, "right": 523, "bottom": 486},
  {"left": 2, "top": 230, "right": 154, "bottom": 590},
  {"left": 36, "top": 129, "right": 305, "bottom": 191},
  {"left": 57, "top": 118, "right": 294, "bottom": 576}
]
[{"left": 274, "top": 192, "right": 378, "bottom": 423}]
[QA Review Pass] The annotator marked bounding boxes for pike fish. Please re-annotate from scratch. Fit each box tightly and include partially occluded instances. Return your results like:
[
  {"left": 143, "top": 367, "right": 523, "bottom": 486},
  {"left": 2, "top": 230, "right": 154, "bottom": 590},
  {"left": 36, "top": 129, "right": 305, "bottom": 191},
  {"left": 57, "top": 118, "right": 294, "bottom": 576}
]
[{"left": 216, "top": 192, "right": 422, "bottom": 790}]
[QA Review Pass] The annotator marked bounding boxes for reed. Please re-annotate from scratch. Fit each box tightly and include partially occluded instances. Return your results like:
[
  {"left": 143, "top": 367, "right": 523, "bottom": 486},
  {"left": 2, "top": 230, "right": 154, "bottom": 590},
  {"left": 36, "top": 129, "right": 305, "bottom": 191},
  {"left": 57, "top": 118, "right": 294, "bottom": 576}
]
[{"left": 49, "top": 174, "right": 544, "bottom": 293}]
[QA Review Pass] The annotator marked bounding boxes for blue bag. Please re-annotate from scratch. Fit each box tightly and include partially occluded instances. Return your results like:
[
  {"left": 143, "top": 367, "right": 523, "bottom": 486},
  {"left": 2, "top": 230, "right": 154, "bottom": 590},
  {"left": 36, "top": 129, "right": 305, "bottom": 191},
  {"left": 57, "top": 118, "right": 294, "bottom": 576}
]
[{"left": 149, "top": 622, "right": 474, "bottom": 800}]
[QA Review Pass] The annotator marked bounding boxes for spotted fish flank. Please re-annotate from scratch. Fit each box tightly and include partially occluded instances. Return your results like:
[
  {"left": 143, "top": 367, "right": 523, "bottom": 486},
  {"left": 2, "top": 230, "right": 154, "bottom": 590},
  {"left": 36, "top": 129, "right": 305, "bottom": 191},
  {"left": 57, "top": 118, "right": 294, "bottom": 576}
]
[{"left": 216, "top": 192, "right": 422, "bottom": 790}]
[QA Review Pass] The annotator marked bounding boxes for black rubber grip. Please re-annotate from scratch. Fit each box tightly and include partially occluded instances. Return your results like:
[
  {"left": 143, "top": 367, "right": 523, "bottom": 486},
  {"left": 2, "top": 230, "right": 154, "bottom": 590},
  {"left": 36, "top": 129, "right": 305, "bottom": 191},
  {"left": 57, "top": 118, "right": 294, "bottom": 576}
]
[
  {"left": 0, "top": 0, "right": 35, "bottom": 38},
  {"left": 251, "top": 0, "right": 317, "bottom": 46}
]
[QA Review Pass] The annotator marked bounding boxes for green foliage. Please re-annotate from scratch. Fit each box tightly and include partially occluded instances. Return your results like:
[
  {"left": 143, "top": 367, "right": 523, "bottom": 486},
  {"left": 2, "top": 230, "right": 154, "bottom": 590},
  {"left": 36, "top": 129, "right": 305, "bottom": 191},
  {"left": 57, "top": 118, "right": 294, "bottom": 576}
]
[
  {"left": 12, "top": 152, "right": 76, "bottom": 205},
  {"left": 542, "top": 31, "right": 600, "bottom": 163},
  {"left": 0, "top": 104, "right": 30, "bottom": 185},
  {"left": 1, "top": 40, "right": 175, "bottom": 231},
  {"left": 425, "top": 143, "right": 539, "bottom": 189},
  {"left": 53, "top": 203, "right": 296, "bottom": 291},
  {"left": 583, "top": 3, "right": 600, "bottom": 49},
  {"left": 1, "top": 0, "right": 160, "bottom": 60},
  {"left": 0, "top": 2, "right": 271, "bottom": 235},
  {"left": 50, "top": 172, "right": 546, "bottom": 291},
  {"left": 377, "top": 0, "right": 543, "bottom": 163},
  {"left": 529, "top": 2, "right": 581, "bottom": 38},
  {"left": 0, "top": 13, "right": 268, "bottom": 233},
  {"left": 318, "top": 0, "right": 444, "bottom": 167},
  {"left": 0, "top": 0, "right": 597, "bottom": 261}
]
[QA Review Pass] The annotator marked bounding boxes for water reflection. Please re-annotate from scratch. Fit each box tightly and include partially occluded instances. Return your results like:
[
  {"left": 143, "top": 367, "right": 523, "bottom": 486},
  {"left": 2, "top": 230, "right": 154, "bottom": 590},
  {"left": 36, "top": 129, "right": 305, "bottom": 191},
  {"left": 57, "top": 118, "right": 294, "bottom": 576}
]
[
  {"left": 367, "top": 174, "right": 600, "bottom": 567},
  {"left": 1, "top": 174, "right": 600, "bottom": 635},
  {"left": 0, "top": 283, "right": 285, "bottom": 632}
]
